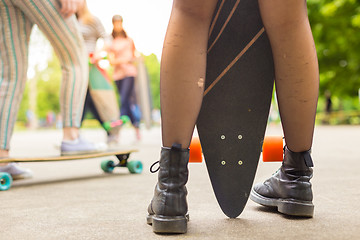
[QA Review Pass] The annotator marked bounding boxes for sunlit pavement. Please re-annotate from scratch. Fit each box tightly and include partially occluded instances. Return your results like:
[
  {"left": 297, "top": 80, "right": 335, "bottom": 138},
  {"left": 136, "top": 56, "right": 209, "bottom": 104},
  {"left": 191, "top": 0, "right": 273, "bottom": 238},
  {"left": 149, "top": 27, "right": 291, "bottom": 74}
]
[{"left": 1, "top": 124, "right": 359, "bottom": 239}]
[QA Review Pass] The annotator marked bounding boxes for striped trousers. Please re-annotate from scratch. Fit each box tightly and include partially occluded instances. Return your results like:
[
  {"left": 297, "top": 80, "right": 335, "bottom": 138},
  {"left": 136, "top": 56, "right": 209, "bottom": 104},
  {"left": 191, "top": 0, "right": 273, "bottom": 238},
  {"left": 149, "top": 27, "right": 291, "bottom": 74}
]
[{"left": 0, "top": 0, "right": 88, "bottom": 150}]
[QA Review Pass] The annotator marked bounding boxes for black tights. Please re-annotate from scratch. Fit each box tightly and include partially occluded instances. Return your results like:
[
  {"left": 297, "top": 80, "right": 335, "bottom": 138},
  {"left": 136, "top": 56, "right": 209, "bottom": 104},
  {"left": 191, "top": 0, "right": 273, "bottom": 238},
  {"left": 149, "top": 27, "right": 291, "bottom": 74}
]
[{"left": 161, "top": 0, "right": 318, "bottom": 153}]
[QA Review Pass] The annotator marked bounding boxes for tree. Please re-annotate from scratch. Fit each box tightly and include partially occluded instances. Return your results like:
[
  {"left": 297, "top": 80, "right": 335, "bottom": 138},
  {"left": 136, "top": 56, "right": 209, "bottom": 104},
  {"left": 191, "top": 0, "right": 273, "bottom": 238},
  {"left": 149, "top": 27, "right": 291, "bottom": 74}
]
[
  {"left": 143, "top": 54, "right": 160, "bottom": 109},
  {"left": 36, "top": 54, "right": 61, "bottom": 119},
  {"left": 308, "top": 0, "right": 360, "bottom": 98},
  {"left": 17, "top": 84, "right": 29, "bottom": 122}
]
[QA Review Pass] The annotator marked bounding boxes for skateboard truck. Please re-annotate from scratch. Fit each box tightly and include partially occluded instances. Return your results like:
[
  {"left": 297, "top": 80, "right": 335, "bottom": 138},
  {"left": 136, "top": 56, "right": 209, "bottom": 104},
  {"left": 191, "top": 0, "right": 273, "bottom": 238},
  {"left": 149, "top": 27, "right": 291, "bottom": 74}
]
[{"left": 100, "top": 152, "right": 143, "bottom": 174}]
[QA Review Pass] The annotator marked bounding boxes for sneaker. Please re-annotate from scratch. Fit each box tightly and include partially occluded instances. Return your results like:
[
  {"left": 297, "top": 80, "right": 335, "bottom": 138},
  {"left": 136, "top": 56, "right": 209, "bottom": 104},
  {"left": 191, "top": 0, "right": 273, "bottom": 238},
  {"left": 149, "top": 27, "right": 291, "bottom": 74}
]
[
  {"left": 0, "top": 163, "right": 33, "bottom": 180},
  {"left": 61, "top": 137, "right": 108, "bottom": 156}
]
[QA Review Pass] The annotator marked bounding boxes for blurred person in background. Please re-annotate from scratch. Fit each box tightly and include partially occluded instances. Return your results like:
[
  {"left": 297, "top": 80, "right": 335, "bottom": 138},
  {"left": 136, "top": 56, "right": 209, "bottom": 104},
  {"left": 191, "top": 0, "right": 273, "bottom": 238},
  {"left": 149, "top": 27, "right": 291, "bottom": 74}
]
[
  {"left": 0, "top": 0, "right": 105, "bottom": 180},
  {"left": 106, "top": 15, "right": 141, "bottom": 141},
  {"left": 76, "top": 0, "right": 121, "bottom": 146}
]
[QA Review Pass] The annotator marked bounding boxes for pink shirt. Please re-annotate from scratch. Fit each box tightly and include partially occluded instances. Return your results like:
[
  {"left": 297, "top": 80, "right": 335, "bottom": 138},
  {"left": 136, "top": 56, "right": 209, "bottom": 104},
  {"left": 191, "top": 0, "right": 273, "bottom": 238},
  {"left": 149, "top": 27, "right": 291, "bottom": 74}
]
[{"left": 108, "top": 37, "right": 137, "bottom": 80}]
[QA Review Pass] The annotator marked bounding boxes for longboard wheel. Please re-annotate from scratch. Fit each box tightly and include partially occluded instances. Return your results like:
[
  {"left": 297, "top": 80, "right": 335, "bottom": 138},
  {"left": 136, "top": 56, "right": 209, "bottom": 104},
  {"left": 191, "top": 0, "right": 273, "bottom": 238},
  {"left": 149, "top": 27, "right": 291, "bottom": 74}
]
[
  {"left": 120, "top": 115, "right": 130, "bottom": 123},
  {"left": 189, "top": 137, "right": 202, "bottom": 163},
  {"left": 103, "top": 122, "right": 111, "bottom": 131},
  {"left": 103, "top": 116, "right": 130, "bottom": 131},
  {"left": 263, "top": 136, "right": 284, "bottom": 162},
  {"left": 101, "top": 160, "right": 115, "bottom": 173},
  {"left": 127, "top": 161, "right": 143, "bottom": 174},
  {"left": 0, "top": 172, "right": 13, "bottom": 191}
]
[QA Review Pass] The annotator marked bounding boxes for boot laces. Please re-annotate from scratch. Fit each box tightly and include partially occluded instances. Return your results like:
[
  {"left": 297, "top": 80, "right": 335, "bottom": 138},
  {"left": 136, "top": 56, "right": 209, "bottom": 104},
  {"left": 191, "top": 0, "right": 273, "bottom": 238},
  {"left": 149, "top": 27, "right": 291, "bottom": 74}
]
[{"left": 150, "top": 161, "right": 160, "bottom": 173}]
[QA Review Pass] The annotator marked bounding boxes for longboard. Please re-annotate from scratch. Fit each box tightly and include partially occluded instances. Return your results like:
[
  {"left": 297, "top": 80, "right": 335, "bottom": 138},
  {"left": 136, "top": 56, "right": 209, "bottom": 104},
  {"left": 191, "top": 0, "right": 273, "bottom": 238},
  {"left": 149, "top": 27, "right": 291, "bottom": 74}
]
[
  {"left": 135, "top": 58, "right": 153, "bottom": 129},
  {"left": 88, "top": 62, "right": 122, "bottom": 134},
  {"left": 0, "top": 149, "right": 142, "bottom": 191},
  {"left": 196, "top": 0, "right": 275, "bottom": 218}
]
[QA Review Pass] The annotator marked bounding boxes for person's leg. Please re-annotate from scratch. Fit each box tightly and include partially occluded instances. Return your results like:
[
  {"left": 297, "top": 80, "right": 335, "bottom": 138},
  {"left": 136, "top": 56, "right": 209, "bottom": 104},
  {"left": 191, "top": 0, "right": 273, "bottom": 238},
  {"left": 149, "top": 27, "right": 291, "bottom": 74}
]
[
  {"left": 14, "top": 0, "right": 105, "bottom": 155},
  {"left": 80, "top": 89, "right": 91, "bottom": 125},
  {"left": 13, "top": 0, "right": 88, "bottom": 140},
  {"left": 115, "top": 77, "right": 136, "bottom": 124},
  {"left": 0, "top": 0, "right": 34, "bottom": 179},
  {"left": 81, "top": 88, "right": 104, "bottom": 126},
  {"left": 114, "top": 79, "right": 123, "bottom": 107},
  {"left": 160, "top": 0, "right": 218, "bottom": 149},
  {"left": 250, "top": 0, "right": 318, "bottom": 217},
  {"left": 115, "top": 76, "right": 141, "bottom": 140},
  {"left": 85, "top": 88, "right": 114, "bottom": 140},
  {"left": 147, "top": 0, "right": 217, "bottom": 234},
  {"left": 87, "top": 94, "right": 104, "bottom": 126},
  {"left": 130, "top": 85, "right": 141, "bottom": 127},
  {"left": 259, "top": 0, "right": 319, "bottom": 152},
  {"left": 115, "top": 77, "right": 139, "bottom": 139}
]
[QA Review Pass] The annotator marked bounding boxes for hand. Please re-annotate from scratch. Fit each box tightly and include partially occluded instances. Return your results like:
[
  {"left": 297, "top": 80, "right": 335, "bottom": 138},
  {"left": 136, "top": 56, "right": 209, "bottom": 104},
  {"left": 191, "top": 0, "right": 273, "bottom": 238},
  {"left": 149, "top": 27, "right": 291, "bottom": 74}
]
[{"left": 60, "top": 0, "right": 84, "bottom": 18}]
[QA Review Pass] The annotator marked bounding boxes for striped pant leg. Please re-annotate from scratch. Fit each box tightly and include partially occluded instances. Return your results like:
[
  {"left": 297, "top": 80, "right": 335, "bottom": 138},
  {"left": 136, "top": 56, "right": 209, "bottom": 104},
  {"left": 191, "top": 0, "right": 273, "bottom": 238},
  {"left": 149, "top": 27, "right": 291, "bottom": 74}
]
[
  {"left": 13, "top": 0, "right": 88, "bottom": 128},
  {"left": 0, "top": 0, "right": 34, "bottom": 150}
]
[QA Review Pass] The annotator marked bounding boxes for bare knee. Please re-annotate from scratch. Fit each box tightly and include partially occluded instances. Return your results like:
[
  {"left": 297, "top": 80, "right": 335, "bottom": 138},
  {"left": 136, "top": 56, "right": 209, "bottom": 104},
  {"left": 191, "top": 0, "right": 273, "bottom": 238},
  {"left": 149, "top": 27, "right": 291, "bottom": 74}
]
[
  {"left": 259, "top": 0, "right": 309, "bottom": 31},
  {"left": 173, "top": 0, "right": 217, "bottom": 22}
]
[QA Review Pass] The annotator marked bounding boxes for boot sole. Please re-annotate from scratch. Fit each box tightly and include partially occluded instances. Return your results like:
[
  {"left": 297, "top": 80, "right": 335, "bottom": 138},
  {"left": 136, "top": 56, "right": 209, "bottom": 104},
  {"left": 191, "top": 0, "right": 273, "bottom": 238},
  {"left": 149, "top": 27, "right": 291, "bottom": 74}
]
[
  {"left": 147, "top": 214, "right": 189, "bottom": 234},
  {"left": 250, "top": 188, "right": 314, "bottom": 217}
]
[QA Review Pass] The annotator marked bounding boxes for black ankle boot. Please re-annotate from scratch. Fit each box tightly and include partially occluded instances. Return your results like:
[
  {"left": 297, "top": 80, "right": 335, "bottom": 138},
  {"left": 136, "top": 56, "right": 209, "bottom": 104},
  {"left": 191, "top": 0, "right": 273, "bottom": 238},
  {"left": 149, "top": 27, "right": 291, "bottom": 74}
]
[
  {"left": 147, "top": 144, "right": 189, "bottom": 233},
  {"left": 250, "top": 146, "right": 314, "bottom": 217}
]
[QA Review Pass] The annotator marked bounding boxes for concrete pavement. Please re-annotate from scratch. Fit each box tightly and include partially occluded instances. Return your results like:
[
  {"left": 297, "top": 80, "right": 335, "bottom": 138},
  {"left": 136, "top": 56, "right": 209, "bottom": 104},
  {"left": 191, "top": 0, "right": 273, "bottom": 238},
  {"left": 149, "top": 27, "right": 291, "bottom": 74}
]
[{"left": 1, "top": 125, "right": 360, "bottom": 239}]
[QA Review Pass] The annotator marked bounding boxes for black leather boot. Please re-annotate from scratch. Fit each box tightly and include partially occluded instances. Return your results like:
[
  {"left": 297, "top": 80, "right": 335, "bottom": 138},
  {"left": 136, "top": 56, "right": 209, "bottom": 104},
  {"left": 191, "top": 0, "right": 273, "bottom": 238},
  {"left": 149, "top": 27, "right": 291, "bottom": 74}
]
[
  {"left": 250, "top": 146, "right": 314, "bottom": 217},
  {"left": 147, "top": 144, "right": 189, "bottom": 233}
]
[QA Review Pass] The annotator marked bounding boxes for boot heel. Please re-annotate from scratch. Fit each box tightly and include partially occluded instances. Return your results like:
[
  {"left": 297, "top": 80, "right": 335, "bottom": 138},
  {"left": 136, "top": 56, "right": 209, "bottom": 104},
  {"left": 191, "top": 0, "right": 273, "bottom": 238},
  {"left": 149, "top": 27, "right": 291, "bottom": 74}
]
[
  {"left": 152, "top": 215, "right": 187, "bottom": 234},
  {"left": 278, "top": 200, "right": 314, "bottom": 217}
]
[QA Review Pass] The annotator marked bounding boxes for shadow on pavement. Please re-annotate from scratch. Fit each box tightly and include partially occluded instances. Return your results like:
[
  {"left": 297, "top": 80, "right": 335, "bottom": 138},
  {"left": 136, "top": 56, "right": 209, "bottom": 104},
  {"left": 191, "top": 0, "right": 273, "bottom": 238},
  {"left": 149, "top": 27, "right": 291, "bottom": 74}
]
[{"left": 10, "top": 172, "right": 129, "bottom": 189}]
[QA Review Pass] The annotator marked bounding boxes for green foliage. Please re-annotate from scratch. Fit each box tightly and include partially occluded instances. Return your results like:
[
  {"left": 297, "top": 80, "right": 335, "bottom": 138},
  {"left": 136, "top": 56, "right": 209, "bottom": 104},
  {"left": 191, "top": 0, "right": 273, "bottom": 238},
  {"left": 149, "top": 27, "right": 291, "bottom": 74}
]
[
  {"left": 143, "top": 54, "right": 160, "bottom": 109},
  {"left": 18, "top": 53, "right": 61, "bottom": 122},
  {"left": 308, "top": 0, "right": 360, "bottom": 97},
  {"left": 17, "top": 85, "right": 29, "bottom": 122},
  {"left": 17, "top": 52, "right": 161, "bottom": 123},
  {"left": 35, "top": 54, "right": 61, "bottom": 119},
  {"left": 17, "top": 2, "right": 360, "bottom": 125}
]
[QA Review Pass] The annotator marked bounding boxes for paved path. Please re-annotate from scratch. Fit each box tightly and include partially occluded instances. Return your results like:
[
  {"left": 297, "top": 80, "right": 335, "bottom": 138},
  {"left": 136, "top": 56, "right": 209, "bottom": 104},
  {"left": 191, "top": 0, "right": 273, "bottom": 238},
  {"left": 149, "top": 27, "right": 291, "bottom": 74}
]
[{"left": 1, "top": 125, "right": 359, "bottom": 239}]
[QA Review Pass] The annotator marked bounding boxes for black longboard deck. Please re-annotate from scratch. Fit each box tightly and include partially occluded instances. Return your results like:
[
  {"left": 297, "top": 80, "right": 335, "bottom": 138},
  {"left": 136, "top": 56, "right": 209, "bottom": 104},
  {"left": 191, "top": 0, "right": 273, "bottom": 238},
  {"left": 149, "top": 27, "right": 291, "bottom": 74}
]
[{"left": 197, "top": 0, "right": 275, "bottom": 218}]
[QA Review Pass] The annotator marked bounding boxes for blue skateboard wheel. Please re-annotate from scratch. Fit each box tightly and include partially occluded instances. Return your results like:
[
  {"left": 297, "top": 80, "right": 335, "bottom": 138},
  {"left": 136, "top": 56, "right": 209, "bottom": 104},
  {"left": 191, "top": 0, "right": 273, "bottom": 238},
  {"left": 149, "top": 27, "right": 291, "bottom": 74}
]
[
  {"left": 0, "top": 172, "right": 13, "bottom": 191},
  {"left": 101, "top": 160, "right": 115, "bottom": 173},
  {"left": 127, "top": 161, "right": 143, "bottom": 174}
]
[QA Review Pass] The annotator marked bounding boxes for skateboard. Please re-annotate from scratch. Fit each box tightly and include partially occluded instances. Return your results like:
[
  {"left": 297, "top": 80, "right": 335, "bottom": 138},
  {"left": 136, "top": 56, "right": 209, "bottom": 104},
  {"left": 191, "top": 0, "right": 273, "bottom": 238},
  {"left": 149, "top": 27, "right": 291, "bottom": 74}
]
[
  {"left": 196, "top": 0, "right": 275, "bottom": 218},
  {"left": 88, "top": 55, "right": 122, "bottom": 134},
  {"left": 0, "top": 149, "right": 142, "bottom": 191},
  {"left": 135, "top": 57, "right": 153, "bottom": 129}
]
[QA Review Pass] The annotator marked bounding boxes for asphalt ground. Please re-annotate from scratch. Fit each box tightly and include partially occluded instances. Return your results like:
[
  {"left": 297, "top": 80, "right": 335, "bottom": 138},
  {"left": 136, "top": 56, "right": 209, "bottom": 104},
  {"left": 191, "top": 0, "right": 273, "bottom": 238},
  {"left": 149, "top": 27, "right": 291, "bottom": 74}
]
[{"left": 1, "top": 124, "right": 359, "bottom": 239}]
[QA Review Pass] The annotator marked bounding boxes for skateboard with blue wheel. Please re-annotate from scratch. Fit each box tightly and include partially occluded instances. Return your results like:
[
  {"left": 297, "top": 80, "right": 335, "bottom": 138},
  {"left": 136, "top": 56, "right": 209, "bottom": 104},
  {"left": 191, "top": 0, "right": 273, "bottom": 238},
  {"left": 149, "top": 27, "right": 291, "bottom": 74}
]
[
  {"left": 0, "top": 172, "right": 12, "bottom": 191},
  {"left": 0, "top": 149, "right": 142, "bottom": 191}
]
